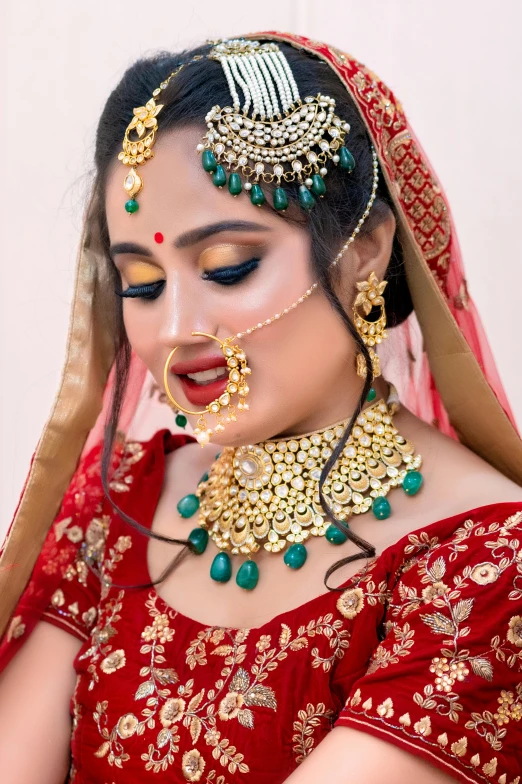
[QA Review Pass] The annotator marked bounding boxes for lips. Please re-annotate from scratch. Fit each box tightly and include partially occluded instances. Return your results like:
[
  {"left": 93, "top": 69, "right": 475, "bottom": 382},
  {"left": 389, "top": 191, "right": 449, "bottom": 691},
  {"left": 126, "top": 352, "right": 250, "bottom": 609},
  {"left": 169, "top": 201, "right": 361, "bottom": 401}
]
[{"left": 170, "top": 354, "right": 229, "bottom": 407}]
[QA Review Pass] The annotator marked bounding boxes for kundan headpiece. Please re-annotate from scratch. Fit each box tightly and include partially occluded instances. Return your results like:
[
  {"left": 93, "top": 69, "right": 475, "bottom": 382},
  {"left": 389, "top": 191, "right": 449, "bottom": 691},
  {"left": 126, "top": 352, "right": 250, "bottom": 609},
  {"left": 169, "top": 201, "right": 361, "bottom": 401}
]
[{"left": 119, "top": 38, "right": 357, "bottom": 214}]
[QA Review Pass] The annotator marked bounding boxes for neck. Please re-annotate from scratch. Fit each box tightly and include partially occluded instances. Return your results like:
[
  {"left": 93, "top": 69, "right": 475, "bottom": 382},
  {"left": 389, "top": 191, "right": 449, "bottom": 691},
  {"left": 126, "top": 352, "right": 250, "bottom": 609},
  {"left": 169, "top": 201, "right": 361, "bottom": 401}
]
[{"left": 272, "top": 377, "right": 390, "bottom": 442}]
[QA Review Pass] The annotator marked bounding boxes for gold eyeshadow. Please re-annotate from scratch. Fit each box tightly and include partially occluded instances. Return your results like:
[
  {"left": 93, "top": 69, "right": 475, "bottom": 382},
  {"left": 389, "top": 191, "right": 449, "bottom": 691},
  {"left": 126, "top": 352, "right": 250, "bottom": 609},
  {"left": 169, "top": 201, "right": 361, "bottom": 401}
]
[
  {"left": 198, "top": 244, "right": 265, "bottom": 272},
  {"left": 120, "top": 260, "right": 164, "bottom": 287}
]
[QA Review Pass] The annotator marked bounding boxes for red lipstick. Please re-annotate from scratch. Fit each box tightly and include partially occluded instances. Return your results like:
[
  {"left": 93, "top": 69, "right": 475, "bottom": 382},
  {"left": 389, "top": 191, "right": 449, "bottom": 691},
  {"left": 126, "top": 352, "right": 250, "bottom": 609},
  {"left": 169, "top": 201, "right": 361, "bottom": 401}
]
[{"left": 170, "top": 355, "right": 229, "bottom": 407}]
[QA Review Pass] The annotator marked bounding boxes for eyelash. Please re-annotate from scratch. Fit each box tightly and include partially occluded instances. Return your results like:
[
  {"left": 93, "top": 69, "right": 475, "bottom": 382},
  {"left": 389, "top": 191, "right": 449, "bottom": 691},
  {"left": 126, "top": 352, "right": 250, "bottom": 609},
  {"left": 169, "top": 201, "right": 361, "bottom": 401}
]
[{"left": 116, "top": 257, "right": 260, "bottom": 300}]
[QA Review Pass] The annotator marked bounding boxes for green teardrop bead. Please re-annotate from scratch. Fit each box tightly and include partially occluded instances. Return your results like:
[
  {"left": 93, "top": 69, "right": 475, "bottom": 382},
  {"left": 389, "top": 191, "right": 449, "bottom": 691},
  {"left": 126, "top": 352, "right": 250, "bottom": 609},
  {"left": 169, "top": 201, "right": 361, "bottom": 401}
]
[
  {"left": 372, "top": 496, "right": 391, "bottom": 520},
  {"left": 210, "top": 552, "right": 232, "bottom": 583},
  {"left": 202, "top": 149, "right": 218, "bottom": 172},
  {"left": 176, "top": 494, "right": 200, "bottom": 518},
  {"left": 199, "top": 472, "right": 209, "bottom": 484},
  {"left": 283, "top": 543, "right": 308, "bottom": 569},
  {"left": 175, "top": 413, "right": 187, "bottom": 428},
  {"left": 339, "top": 146, "right": 356, "bottom": 172},
  {"left": 236, "top": 560, "right": 259, "bottom": 590},
  {"left": 212, "top": 165, "right": 227, "bottom": 187},
  {"left": 402, "top": 471, "right": 424, "bottom": 496},
  {"left": 250, "top": 183, "right": 266, "bottom": 206},
  {"left": 125, "top": 199, "right": 139, "bottom": 213},
  {"left": 298, "top": 185, "right": 315, "bottom": 210},
  {"left": 366, "top": 387, "right": 377, "bottom": 402},
  {"left": 228, "top": 172, "right": 242, "bottom": 196},
  {"left": 311, "top": 174, "right": 326, "bottom": 197},
  {"left": 188, "top": 528, "right": 209, "bottom": 554},
  {"left": 325, "top": 524, "right": 348, "bottom": 545},
  {"left": 273, "top": 187, "right": 289, "bottom": 211}
]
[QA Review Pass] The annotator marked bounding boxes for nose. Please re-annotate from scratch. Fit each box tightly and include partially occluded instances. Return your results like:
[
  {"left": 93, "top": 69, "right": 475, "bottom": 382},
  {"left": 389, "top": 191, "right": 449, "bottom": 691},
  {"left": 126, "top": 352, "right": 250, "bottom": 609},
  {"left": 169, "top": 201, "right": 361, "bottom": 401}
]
[{"left": 157, "top": 270, "right": 218, "bottom": 350}]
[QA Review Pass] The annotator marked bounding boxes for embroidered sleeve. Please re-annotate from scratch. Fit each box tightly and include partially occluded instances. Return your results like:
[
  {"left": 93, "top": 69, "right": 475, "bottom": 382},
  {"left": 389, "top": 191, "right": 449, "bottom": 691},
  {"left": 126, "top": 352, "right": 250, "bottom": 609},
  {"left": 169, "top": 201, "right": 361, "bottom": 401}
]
[
  {"left": 335, "top": 507, "right": 522, "bottom": 784},
  {"left": 1, "top": 443, "right": 113, "bottom": 666}
]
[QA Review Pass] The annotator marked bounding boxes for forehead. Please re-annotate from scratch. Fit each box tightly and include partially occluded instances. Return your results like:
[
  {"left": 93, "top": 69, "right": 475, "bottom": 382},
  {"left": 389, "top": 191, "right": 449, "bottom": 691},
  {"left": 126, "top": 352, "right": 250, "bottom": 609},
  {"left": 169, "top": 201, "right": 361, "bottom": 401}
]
[{"left": 105, "top": 126, "right": 290, "bottom": 243}]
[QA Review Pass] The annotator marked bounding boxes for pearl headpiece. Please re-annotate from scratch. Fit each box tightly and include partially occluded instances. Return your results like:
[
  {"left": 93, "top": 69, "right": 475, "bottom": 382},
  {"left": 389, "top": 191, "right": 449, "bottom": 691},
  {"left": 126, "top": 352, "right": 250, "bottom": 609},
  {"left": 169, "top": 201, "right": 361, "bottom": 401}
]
[{"left": 197, "top": 38, "right": 357, "bottom": 212}]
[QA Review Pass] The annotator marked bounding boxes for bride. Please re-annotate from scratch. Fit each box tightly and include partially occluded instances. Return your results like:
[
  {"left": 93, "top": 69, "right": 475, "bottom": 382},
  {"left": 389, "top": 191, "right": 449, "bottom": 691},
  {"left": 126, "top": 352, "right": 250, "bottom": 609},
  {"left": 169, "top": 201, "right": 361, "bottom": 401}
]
[{"left": 1, "top": 32, "right": 521, "bottom": 784}]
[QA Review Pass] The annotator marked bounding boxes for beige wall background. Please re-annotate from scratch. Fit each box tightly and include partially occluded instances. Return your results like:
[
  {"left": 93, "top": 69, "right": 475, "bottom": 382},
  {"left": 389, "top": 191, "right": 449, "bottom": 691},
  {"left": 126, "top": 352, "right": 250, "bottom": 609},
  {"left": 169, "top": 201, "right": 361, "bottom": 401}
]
[{"left": 1, "top": 0, "right": 521, "bottom": 537}]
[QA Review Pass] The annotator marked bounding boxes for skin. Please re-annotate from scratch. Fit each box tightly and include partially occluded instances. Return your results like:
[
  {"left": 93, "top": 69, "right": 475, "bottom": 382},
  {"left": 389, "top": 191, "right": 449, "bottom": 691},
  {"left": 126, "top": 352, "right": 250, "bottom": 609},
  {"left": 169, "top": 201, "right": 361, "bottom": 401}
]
[{"left": 0, "top": 125, "right": 520, "bottom": 783}]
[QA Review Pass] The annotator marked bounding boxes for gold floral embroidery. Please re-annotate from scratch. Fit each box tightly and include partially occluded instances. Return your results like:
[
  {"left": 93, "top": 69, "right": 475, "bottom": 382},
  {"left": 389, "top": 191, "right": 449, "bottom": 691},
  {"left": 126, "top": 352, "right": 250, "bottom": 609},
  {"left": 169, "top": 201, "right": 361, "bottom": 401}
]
[
  {"left": 336, "top": 587, "right": 364, "bottom": 619},
  {"left": 6, "top": 615, "right": 25, "bottom": 642},
  {"left": 93, "top": 599, "right": 350, "bottom": 776},
  {"left": 366, "top": 622, "right": 415, "bottom": 674},
  {"left": 182, "top": 748, "right": 206, "bottom": 781},
  {"left": 100, "top": 649, "right": 126, "bottom": 674},
  {"left": 470, "top": 563, "right": 499, "bottom": 585},
  {"left": 507, "top": 615, "right": 522, "bottom": 647},
  {"left": 109, "top": 441, "right": 146, "bottom": 492},
  {"left": 292, "top": 702, "right": 334, "bottom": 764}
]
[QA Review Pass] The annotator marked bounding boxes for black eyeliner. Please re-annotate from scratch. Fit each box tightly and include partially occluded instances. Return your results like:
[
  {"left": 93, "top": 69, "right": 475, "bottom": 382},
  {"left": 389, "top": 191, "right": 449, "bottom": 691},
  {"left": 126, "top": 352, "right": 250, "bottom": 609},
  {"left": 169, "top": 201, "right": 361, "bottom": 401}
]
[
  {"left": 202, "top": 257, "right": 260, "bottom": 284},
  {"left": 116, "top": 280, "right": 165, "bottom": 299}
]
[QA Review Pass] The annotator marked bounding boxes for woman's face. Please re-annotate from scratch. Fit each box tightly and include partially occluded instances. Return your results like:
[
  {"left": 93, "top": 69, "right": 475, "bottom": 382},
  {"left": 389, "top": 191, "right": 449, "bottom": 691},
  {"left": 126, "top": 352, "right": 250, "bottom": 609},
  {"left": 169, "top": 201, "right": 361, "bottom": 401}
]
[{"left": 105, "top": 126, "right": 364, "bottom": 445}]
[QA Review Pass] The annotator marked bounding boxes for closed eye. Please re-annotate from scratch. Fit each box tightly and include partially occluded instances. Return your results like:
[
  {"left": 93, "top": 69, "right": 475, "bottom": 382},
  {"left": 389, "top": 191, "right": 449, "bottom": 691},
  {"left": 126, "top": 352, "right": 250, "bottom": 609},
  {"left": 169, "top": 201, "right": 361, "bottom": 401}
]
[
  {"left": 202, "top": 257, "right": 260, "bottom": 286},
  {"left": 116, "top": 280, "right": 165, "bottom": 300}
]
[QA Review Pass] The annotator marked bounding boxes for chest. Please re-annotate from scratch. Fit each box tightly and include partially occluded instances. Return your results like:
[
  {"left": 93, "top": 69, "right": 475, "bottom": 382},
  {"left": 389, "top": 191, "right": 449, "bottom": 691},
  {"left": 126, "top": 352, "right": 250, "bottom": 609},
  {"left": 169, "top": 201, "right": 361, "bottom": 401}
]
[{"left": 72, "top": 585, "right": 359, "bottom": 783}]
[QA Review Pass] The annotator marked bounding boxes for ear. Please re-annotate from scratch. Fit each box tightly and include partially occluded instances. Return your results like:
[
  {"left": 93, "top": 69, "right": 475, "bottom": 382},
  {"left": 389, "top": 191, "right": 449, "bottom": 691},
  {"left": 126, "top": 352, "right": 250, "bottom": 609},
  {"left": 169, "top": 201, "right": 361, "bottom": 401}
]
[{"left": 335, "top": 207, "right": 396, "bottom": 304}]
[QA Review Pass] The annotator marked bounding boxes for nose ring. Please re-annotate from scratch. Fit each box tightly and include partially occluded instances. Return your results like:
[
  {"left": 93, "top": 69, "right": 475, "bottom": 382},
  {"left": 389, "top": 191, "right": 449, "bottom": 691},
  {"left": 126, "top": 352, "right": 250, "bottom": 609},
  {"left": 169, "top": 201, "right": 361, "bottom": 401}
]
[{"left": 163, "top": 331, "right": 251, "bottom": 446}]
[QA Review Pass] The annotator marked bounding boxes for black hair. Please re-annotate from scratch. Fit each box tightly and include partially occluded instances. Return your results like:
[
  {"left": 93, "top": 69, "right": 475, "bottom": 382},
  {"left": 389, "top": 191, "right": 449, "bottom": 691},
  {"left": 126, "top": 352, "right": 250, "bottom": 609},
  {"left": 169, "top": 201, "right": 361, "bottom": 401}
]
[{"left": 91, "top": 40, "right": 413, "bottom": 591}]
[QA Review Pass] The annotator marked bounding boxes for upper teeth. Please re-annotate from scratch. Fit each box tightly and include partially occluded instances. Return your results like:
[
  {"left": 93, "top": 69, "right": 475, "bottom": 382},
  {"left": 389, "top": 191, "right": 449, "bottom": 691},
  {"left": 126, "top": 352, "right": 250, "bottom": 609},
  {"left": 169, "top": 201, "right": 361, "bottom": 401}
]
[{"left": 186, "top": 366, "right": 228, "bottom": 383}]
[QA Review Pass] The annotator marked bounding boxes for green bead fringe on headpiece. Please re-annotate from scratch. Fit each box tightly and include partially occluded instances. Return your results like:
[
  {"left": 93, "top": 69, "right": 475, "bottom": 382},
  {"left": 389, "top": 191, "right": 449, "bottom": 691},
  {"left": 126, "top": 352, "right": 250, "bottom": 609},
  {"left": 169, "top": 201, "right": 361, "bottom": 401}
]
[
  {"left": 117, "top": 41, "right": 357, "bottom": 214},
  {"left": 197, "top": 38, "right": 356, "bottom": 212}
]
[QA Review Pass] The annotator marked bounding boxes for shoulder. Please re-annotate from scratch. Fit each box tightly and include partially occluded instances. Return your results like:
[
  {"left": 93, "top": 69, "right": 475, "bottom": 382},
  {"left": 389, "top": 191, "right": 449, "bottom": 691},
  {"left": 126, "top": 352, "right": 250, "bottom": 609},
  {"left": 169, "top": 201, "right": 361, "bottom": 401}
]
[{"left": 333, "top": 502, "right": 522, "bottom": 783}]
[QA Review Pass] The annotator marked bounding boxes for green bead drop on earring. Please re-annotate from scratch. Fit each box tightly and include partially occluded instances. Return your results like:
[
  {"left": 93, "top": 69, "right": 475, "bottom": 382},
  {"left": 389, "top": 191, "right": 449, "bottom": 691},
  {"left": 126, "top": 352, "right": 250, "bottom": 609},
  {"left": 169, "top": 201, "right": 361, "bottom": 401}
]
[
  {"left": 403, "top": 470, "right": 424, "bottom": 496},
  {"left": 250, "top": 184, "right": 266, "bottom": 206},
  {"left": 228, "top": 172, "right": 242, "bottom": 195},
  {"left": 177, "top": 494, "right": 200, "bottom": 518},
  {"left": 202, "top": 149, "right": 218, "bottom": 172},
  {"left": 125, "top": 199, "right": 139, "bottom": 214},
  {"left": 212, "top": 165, "right": 227, "bottom": 187},
  {"left": 236, "top": 560, "right": 259, "bottom": 590},
  {"left": 273, "top": 187, "right": 289, "bottom": 211},
  {"left": 188, "top": 528, "right": 208, "bottom": 554},
  {"left": 283, "top": 543, "right": 307, "bottom": 569},
  {"left": 210, "top": 552, "right": 232, "bottom": 583},
  {"left": 366, "top": 387, "right": 377, "bottom": 402},
  {"left": 325, "top": 524, "right": 348, "bottom": 544},
  {"left": 175, "top": 413, "right": 187, "bottom": 428},
  {"left": 372, "top": 496, "right": 391, "bottom": 520}
]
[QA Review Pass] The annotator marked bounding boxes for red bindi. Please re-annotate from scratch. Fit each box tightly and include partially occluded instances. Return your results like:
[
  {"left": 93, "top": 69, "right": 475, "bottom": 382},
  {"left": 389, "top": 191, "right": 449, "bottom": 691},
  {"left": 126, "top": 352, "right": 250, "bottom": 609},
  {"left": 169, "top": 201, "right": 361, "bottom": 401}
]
[{"left": 154, "top": 232, "right": 164, "bottom": 244}]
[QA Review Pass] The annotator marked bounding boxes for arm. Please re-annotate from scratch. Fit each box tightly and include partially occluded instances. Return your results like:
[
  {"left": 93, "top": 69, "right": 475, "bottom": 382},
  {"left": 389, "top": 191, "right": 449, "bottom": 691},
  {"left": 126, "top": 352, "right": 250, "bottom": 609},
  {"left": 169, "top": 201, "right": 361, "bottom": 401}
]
[
  {"left": 0, "top": 621, "right": 82, "bottom": 784},
  {"left": 284, "top": 725, "right": 456, "bottom": 784}
]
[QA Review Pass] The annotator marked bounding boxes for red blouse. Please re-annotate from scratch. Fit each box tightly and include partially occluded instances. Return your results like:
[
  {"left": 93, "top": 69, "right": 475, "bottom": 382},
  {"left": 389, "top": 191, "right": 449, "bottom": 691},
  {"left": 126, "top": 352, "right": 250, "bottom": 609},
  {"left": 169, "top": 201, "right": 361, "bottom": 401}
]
[{"left": 2, "top": 430, "right": 522, "bottom": 784}]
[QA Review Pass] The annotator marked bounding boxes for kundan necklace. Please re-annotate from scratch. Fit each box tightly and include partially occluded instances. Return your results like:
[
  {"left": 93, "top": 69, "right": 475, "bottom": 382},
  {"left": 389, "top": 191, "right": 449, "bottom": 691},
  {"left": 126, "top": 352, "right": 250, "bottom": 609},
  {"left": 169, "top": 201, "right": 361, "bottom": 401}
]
[{"left": 176, "top": 386, "right": 423, "bottom": 590}]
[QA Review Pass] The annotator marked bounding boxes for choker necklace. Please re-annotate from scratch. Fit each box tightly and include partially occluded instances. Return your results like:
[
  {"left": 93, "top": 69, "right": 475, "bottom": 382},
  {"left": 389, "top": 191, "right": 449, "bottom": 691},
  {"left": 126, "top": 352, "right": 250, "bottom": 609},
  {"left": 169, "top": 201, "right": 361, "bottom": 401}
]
[{"left": 176, "top": 386, "right": 423, "bottom": 590}]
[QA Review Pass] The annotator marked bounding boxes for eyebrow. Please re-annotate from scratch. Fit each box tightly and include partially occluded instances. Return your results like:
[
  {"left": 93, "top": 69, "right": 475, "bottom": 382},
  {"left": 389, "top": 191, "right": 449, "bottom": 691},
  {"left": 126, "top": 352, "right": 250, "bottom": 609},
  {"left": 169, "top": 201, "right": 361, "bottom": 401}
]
[{"left": 109, "top": 220, "right": 271, "bottom": 260}]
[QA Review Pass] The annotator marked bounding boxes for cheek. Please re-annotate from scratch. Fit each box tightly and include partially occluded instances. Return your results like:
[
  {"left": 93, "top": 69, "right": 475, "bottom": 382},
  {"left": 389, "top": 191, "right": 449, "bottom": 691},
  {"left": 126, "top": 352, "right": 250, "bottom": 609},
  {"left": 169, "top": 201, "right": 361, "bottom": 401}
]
[
  {"left": 251, "top": 291, "right": 354, "bottom": 395},
  {"left": 122, "top": 303, "right": 161, "bottom": 360}
]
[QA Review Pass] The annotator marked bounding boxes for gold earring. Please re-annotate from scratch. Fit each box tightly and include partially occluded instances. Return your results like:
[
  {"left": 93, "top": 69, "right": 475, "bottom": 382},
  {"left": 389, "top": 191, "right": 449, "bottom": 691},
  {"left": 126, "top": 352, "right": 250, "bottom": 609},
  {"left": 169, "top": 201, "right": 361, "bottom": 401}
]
[
  {"left": 163, "top": 332, "right": 251, "bottom": 446},
  {"left": 353, "top": 271, "right": 388, "bottom": 378}
]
